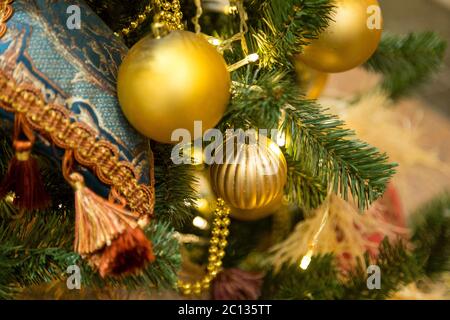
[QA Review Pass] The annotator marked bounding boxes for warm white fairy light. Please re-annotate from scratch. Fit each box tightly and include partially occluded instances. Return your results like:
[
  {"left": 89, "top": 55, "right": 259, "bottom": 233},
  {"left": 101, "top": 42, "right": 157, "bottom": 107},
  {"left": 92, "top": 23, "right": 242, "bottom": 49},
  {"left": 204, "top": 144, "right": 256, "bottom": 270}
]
[
  {"left": 209, "top": 37, "right": 222, "bottom": 46},
  {"left": 276, "top": 131, "right": 286, "bottom": 147},
  {"left": 227, "top": 53, "right": 260, "bottom": 72},
  {"left": 193, "top": 216, "right": 209, "bottom": 230},
  {"left": 300, "top": 249, "right": 314, "bottom": 270},
  {"left": 299, "top": 198, "right": 331, "bottom": 270},
  {"left": 247, "top": 53, "right": 259, "bottom": 62},
  {"left": 203, "top": 0, "right": 237, "bottom": 15}
]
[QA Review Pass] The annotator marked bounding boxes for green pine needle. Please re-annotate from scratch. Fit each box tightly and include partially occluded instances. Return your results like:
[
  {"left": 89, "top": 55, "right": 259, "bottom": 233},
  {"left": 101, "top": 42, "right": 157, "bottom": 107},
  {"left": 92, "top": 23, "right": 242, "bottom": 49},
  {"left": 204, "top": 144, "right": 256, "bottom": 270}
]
[
  {"left": 365, "top": 32, "right": 447, "bottom": 99},
  {"left": 411, "top": 191, "right": 450, "bottom": 279},
  {"left": 248, "top": 0, "right": 334, "bottom": 69},
  {"left": 223, "top": 71, "right": 397, "bottom": 210}
]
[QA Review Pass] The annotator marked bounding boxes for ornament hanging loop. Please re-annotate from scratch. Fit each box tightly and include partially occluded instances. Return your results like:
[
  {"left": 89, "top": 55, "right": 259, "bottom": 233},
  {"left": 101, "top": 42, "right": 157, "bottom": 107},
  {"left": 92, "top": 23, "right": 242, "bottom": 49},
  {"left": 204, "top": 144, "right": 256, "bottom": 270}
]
[
  {"left": 62, "top": 150, "right": 75, "bottom": 183},
  {"left": 151, "top": 22, "right": 170, "bottom": 38},
  {"left": 62, "top": 151, "right": 87, "bottom": 192}
]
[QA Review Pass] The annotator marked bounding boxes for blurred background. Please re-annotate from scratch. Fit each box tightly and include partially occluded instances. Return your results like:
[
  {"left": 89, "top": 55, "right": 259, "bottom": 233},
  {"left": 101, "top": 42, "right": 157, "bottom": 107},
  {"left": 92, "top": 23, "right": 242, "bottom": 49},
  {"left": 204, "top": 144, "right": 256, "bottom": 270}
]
[{"left": 382, "top": 0, "right": 450, "bottom": 116}]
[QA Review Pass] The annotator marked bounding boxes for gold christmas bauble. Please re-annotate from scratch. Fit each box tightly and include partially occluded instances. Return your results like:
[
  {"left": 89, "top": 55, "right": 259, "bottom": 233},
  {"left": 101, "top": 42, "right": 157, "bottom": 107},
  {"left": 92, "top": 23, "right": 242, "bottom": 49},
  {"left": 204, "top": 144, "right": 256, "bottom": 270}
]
[
  {"left": 298, "top": 0, "right": 383, "bottom": 73},
  {"left": 229, "top": 194, "right": 284, "bottom": 221},
  {"left": 295, "top": 60, "right": 329, "bottom": 100},
  {"left": 210, "top": 135, "right": 287, "bottom": 218},
  {"left": 117, "top": 30, "right": 231, "bottom": 144}
]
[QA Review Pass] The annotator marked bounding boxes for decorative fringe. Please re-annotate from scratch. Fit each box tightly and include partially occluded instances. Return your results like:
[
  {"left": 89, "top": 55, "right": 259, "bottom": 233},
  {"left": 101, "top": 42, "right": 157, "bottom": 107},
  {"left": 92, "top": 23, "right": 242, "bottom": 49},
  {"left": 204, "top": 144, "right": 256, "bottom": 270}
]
[
  {"left": 69, "top": 172, "right": 154, "bottom": 277},
  {"left": 268, "top": 191, "right": 408, "bottom": 274},
  {"left": 0, "top": 140, "right": 50, "bottom": 210}
]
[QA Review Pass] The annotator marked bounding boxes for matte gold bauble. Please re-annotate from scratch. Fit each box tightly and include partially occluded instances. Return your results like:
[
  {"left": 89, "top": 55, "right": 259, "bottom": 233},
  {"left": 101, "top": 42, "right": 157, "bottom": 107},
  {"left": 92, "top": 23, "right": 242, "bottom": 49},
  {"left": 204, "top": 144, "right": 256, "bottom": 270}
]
[
  {"left": 210, "top": 135, "right": 287, "bottom": 218},
  {"left": 117, "top": 30, "right": 231, "bottom": 144},
  {"left": 298, "top": 0, "right": 383, "bottom": 73}
]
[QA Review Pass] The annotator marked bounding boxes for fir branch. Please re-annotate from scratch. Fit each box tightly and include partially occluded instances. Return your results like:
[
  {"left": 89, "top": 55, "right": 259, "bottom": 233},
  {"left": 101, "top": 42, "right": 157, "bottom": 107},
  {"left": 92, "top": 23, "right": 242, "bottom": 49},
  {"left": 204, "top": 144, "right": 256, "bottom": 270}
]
[
  {"left": 285, "top": 153, "right": 327, "bottom": 211},
  {"left": 365, "top": 32, "right": 447, "bottom": 99},
  {"left": 223, "top": 72, "right": 397, "bottom": 210},
  {"left": 261, "top": 254, "right": 343, "bottom": 300},
  {"left": 411, "top": 192, "right": 450, "bottom": 279},
  {"left": 223, "top": 217, "right": 273, "bottom": 268},
  {"left": 344, "top": 239, "right": 422, "bottom": 300},
  {"left": 265, "top": 240, "right": 423, "bottom": 300},
  {"left": 0, "top": 219, "right": 180, "bottom": 299},
  {"left": 247, "top": 0, "right": 334, "bottom": 69},
  {"left": 282, "top": 98, "right": 397, "bottom": 210},
  {"left": 220, "top": 70, "right": 283, "bottom": 130},
  {"left": 153, "top": 143, "right": 197, "bottom": 229},
  {"left": 0, "top": 209, "right": 77, "bottom": 298}
]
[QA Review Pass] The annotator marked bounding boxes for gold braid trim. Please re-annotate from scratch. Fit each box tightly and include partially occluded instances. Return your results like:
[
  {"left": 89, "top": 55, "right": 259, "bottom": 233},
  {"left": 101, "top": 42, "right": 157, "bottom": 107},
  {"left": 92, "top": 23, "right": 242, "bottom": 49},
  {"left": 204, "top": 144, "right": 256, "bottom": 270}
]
[
  {"left": 0, "top": 71, "right": 154, "bottom": 223},
  {"left": 0, "top": 0, "right": 14, "bottom": 38}
]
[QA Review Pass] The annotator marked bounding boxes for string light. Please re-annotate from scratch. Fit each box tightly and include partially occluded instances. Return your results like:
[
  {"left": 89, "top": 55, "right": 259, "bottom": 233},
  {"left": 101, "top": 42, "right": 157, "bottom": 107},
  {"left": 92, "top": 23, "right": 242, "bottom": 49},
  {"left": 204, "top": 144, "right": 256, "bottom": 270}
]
[
  {"left": 276, "top": 110, "right": 287, "bottom": 147},
  {"left": 300, "top": 249, "right": 313, "bottom": 270},
  {"left": 276, "top": 131, "right": 286, "bottom": 147},
  {"left": 203, "top": 0, "right": 237, "bottom": 15},
  {"left": 208, "top": 37, "right": 223, "bottom": 46},
  {"left": 299, "top": 198, "right": 331, "bottom": 270},
  {"left": 193, "top": 216, "right": 209, "bottom": 230},
  {"left": 227, "top": 53, "right": 259, "bottom": 72},
  {"left": 173, "top": 232, "right": 207, "bottom": 245}
]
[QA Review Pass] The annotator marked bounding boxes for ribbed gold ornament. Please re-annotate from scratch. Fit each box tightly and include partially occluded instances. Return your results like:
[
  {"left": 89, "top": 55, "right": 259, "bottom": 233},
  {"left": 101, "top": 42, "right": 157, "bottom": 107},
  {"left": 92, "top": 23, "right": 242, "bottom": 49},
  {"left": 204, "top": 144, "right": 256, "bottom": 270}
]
[
  {"left": 117, "top": 30, "right": 231, "bottom": 144},
  {"left": 210, "top": 135, "right": 287, "bottom": 218},
  {"left": 298, "top": 0, "right": 383, "bottom": 73}
]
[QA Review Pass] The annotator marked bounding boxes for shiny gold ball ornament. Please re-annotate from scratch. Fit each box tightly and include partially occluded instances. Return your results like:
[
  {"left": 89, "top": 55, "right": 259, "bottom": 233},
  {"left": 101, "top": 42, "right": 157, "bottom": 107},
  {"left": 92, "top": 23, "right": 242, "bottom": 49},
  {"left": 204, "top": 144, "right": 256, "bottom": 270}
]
[
  {"left": 117, "top": 30, "right": 231, "bottom": 144},
  {"left": 210, "top": 135, "right": 288, "bottom": 219},
  {"left": 298, "top": 0, "right": 383, "bottom": 73}
]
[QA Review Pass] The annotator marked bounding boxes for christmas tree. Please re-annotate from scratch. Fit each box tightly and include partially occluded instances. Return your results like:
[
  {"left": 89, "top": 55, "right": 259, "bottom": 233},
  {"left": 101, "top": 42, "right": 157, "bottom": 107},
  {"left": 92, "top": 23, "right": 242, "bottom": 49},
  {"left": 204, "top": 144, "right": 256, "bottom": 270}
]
[{"left": 0, "top": 0, "right": 448, "bottom": 300}]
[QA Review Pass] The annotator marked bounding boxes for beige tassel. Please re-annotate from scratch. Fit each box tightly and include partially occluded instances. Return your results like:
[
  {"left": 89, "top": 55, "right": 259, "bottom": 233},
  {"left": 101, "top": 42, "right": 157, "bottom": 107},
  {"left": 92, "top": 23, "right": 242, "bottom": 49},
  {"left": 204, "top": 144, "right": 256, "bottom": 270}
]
[{"left": 69, "top": 172, "right": 154, "bottom": 277}]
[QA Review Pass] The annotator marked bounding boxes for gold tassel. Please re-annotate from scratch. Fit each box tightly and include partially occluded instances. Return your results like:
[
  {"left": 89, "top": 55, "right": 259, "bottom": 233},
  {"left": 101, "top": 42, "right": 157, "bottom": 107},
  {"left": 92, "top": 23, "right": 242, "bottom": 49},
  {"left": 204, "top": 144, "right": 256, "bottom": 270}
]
[{"left": 68, "top": 170, "right": 154, "bottom": 278}]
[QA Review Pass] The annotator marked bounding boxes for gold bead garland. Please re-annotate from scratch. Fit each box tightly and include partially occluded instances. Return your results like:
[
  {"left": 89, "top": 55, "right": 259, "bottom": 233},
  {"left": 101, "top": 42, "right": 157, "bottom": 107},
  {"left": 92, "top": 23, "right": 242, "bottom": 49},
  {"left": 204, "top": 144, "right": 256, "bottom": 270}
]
[
  {"left": 154, "top": 0, "right": 184, "bottom": 31},
  {"left": 178, "top": 198, "right": 231, "bottom": 296},
  {"left": 114, "top": 3, "right": 153, "bottom": 37},
  {"left": 114, "top": 0, "right": 184, "bottom": 38}
]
